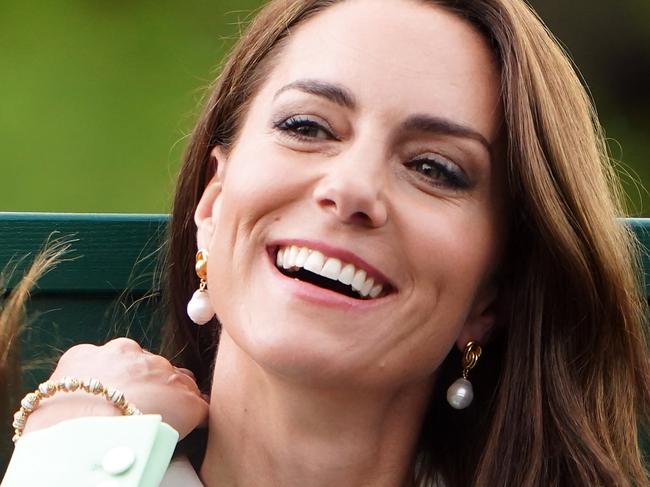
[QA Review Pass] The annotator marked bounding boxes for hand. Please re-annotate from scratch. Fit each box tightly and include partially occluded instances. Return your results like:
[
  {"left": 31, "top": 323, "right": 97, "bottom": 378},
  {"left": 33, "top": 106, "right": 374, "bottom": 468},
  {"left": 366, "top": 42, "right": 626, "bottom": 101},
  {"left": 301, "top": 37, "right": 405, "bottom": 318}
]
[{"left": 22, "top": 337, "right": 209, "bottom": 440}]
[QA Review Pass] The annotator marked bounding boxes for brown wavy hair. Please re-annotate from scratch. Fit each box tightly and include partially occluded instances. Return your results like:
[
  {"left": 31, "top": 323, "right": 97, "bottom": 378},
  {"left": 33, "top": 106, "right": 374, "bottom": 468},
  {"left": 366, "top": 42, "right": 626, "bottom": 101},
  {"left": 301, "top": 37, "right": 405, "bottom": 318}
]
[
  {"left": 0, "top": 236, "right": 76, "bottom": 467},
  {"left": 160, "top": 0, "right": 648, "bottom": 485}
]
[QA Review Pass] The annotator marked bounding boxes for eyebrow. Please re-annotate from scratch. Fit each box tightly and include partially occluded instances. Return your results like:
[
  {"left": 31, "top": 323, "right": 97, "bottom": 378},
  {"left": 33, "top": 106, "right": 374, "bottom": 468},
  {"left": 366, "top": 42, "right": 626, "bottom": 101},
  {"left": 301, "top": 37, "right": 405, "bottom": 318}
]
[
  {"left": 273, "top": 79, "right": 357, "bottom": 110},
  {"left": 274, "top": 79, "right": 492, "bottom": 153},
  {"left": 400, "top": 115, "right": 492, "bottom": 154}
]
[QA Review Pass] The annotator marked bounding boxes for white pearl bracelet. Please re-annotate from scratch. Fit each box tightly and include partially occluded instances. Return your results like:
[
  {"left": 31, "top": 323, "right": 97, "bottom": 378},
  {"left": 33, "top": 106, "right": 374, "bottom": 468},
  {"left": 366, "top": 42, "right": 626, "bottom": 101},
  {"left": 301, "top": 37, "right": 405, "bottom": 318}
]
[{"left": 12, "top": 377, "right": 141, "bottom": 442}]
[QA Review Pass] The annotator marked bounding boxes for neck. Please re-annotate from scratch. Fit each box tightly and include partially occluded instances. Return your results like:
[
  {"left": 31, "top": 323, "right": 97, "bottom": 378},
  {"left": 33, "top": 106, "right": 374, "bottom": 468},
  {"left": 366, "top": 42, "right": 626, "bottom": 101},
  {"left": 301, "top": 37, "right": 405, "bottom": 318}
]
[{"left": 199, "top": 332, "right": 432, "bottom": 487}]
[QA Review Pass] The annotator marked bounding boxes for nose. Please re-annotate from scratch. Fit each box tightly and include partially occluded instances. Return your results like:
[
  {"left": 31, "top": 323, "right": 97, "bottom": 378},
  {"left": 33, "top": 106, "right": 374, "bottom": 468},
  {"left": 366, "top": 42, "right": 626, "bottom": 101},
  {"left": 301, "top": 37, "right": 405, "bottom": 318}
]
[{"left": 312, "top": 153, "right": 388, "bottom": 228}]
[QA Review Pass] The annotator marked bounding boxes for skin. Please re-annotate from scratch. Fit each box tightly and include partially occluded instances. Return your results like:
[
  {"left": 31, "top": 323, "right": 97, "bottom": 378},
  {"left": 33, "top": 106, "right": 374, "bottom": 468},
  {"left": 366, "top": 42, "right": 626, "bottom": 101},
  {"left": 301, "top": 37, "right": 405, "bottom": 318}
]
[
  {"left": 28, "top": 1, "right": 505, "bottom": 486},
  {"left": 23, "top": 339, "right": 208, "bottom": 439}
]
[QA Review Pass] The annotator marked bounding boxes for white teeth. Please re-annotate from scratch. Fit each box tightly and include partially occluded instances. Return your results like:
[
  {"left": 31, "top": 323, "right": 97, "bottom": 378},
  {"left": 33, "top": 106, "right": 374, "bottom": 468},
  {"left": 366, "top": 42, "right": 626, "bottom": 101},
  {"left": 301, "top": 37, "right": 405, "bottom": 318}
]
[
  {"left": 351, "top": 269, "right": 367, "bottom": 292},
  {"left": 303, "top": 250, "right": 325, "bottom": 274},
  {"left": 369, "top": 284, "right": 383, "bottom": 298},
  {"left": 282, "top": 247, "right": 293, "bottom": 269},
  {"left": 321, "top": 258, "right": 342, "bottom": 280},
  {"left": 360, "top": 277, "right": 374, "bottom": 297},
  {"left": 275, "top": 245, "right": 388, "bottom": 299},
  {"left": 288, "top": 246, "right": 299, "bottom": 268},
  {"left": 295, "top": 247, "right": 310, "bottom": 267},
  {"left": 338, "top": 264, "right": 355, "bottom": 285}
]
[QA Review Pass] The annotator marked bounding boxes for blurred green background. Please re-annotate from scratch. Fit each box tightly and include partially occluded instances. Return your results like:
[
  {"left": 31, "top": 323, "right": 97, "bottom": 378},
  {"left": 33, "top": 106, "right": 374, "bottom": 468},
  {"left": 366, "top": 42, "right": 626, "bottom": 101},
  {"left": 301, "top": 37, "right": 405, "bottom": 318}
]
[{"left": 1, "top": 0, "right": 648, "bottom": 215}]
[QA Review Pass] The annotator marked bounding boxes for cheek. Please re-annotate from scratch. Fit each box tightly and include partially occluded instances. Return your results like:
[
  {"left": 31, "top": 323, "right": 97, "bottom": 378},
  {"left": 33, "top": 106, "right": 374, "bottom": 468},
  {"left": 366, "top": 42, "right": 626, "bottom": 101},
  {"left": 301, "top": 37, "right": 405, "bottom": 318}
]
[
  {"left": 401, "top": 202, "right": 499, "bottom": 334},
  {"left": 203, "top": 145, "right": 308, "bottom": 322},
  {"left": 409, "top": 199, "right": 497, "bottom": 287},
  {"left": 220, "top": 142, "right": 308, "bottom": 218},
  {"left": 347, "top": 206, "right": 499, "bottom": 386}
]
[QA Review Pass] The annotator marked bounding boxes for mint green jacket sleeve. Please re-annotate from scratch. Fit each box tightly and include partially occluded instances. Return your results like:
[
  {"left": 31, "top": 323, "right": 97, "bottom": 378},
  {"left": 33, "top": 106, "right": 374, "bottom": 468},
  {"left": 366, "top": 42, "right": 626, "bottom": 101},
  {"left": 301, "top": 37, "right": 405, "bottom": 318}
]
[{"left": 1, "top": 415, "right": 179, "bottom": 487}]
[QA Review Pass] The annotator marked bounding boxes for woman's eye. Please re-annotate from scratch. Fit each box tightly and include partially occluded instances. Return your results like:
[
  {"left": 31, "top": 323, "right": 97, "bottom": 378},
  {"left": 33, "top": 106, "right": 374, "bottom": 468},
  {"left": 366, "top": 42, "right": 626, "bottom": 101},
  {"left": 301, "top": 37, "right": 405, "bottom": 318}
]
[
  {"left": 405, "top": 157, "right": 469, "bottom": 189},
  {"left": 274, "top": 116, "right": 336, "bottom": 141}
]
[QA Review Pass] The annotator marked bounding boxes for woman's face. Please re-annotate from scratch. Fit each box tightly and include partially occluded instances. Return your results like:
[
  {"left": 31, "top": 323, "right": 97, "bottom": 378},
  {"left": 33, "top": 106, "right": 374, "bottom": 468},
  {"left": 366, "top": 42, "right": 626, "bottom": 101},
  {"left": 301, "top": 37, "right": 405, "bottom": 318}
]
[{"left": 196, "top": 0, "right": 505, "bottom": 389}]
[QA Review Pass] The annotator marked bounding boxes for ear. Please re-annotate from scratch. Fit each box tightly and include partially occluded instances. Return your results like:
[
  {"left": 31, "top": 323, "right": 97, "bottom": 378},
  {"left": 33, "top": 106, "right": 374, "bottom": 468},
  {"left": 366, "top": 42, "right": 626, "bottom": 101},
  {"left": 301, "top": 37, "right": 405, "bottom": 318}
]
[
  {"left": 455, "top": 281, "right": 499, "bottom": 351},
  {"left": 194, "top": 146, "right": 228, "bottom": 250}
]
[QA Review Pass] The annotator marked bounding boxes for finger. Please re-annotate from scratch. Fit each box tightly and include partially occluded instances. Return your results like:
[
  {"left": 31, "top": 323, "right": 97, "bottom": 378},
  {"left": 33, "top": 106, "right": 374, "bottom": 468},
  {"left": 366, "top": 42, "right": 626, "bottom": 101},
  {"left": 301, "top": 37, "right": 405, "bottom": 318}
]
[
  {"left": 105, "top": 337, "right": 143, "bottom": 353},
  {"left": 173, "top": 396, "right": 211, "bottom": 440},
  {"left": 198, "top": 412, "right": 209, "bottom": 428},
  {"left": 63, "top": 343, "right": 98, "bottom": 357},
  {"left": 143, "top": 353, "right": 175, "bottom": 373},
  {"left": 194, "top": 395, "right": 210, "bottom": 428},
  {"left": 168, "top": 372, "right": 201, "bottom": 393},
  {"left": 174, "top": 367, "right": 196, "bottom": 380},
  {"left": 56, "top": 343, "right": 97, "bottom": 369}
]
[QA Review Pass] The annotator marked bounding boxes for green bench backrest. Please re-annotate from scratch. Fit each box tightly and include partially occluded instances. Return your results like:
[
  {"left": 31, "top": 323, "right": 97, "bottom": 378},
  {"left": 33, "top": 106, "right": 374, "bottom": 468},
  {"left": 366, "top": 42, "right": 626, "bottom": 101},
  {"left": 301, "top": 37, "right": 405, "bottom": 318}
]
[
  {"left": 1, "top": 213, "right": 649, "bottom": 466},
  {"left": 0, "top": 213, "right": 169, "bottom": 389}
]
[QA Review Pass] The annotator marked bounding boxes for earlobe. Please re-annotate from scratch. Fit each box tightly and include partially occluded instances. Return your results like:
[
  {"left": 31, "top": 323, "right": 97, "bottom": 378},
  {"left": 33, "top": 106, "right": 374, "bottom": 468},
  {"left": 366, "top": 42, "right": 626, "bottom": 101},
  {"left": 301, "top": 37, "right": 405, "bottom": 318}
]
[
  {"left": 455, "top": 282, "right": 498, "bottom": 350},
  {"left": 194, "top": 146, "right": 228, "bottom": 250}
]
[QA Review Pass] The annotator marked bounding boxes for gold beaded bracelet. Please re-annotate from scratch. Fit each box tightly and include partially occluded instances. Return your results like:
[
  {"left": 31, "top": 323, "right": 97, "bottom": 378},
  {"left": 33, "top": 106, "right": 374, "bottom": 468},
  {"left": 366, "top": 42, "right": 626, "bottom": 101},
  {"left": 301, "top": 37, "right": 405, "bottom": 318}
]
[{"left": 12, "top": 377, "right": 142, "bottom": 443}]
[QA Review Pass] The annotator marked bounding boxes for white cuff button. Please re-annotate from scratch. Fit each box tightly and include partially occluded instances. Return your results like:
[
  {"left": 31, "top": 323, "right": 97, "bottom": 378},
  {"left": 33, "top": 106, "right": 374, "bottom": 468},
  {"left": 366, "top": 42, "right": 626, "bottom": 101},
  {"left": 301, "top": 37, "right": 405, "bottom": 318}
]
[{"left": 102, "top": 446, "right": 136, "bottom": 475}]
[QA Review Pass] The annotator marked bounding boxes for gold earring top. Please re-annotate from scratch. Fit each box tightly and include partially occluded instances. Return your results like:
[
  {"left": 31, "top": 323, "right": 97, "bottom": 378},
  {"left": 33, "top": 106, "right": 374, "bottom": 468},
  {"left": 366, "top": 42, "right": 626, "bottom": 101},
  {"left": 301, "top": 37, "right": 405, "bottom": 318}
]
[
  {"left": 195, "top": 249, "right": 209, "bottom": 281},
  {"left": 462, "top": 341, "right": 482, "bottom": 379}
]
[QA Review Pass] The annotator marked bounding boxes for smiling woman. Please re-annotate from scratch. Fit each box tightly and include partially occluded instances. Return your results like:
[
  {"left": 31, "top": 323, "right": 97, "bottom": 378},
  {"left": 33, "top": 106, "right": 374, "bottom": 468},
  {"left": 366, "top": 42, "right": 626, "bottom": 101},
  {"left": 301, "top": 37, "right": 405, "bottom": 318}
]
[
  {"left": 192, "top": 2, "right": 503, "bottom": 407},
  {"left": 2, "top": 0, "right": 649, "bottom": 486}
]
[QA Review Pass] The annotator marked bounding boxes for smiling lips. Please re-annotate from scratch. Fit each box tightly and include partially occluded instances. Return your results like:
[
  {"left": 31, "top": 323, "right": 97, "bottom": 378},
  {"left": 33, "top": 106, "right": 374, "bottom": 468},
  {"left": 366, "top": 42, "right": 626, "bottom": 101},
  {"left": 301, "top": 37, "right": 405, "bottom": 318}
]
[{"left": 275, "top": 245, "right": 388, "bottom": 299}]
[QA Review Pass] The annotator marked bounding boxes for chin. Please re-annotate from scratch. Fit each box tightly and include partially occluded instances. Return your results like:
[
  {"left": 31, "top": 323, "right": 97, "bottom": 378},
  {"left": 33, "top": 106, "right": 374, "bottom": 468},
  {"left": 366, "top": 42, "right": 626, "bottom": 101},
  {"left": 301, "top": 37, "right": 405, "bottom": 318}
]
[{"left": 236, "top": 318, "right": 364, "bottom": 384}]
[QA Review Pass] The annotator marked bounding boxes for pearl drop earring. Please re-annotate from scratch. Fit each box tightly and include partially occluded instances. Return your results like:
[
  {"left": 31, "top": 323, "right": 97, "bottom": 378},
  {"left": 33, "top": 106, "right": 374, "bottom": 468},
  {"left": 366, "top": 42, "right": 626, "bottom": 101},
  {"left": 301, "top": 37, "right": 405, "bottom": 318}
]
[
  {"left": 186, "top": 249, "right": 214, "bottom": 325},
  {"left": 446, "top": 341, "right": 482, "bottom": 409}
]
